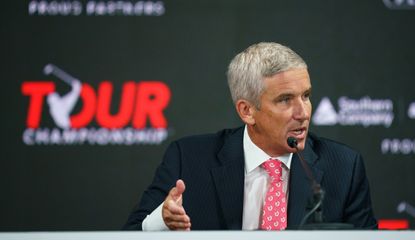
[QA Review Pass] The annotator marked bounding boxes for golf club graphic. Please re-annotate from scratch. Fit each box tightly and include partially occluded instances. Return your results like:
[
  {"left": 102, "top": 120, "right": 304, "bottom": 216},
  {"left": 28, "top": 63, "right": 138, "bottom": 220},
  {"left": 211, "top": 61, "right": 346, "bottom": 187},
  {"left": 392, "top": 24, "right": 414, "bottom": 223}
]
[{"left": 44, "top": 64, "right": 82, "bottom": 129}]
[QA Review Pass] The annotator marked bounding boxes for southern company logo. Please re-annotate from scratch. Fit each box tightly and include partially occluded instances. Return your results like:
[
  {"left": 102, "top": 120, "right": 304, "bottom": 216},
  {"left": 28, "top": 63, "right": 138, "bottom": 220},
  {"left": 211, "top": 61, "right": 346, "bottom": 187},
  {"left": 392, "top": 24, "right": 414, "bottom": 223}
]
[
  {"left": 313, "top": 97, "right": 415, "bottom": 155},
  {"left": 312, "top": 97, "right": 394, "bottom": 128},
  {"left": 310, "top": 97, "right": 337, "bottom": 126},
  {"left": 21, "top": 64, "right": 171, "bottom": 145}
]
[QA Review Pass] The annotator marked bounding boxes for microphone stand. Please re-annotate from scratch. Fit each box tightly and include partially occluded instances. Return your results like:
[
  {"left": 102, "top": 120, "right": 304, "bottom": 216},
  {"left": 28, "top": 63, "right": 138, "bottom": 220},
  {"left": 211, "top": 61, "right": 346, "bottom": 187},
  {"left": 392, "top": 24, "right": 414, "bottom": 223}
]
[{"left": 287, "top": 137, "right": 354, "bottom": 230}]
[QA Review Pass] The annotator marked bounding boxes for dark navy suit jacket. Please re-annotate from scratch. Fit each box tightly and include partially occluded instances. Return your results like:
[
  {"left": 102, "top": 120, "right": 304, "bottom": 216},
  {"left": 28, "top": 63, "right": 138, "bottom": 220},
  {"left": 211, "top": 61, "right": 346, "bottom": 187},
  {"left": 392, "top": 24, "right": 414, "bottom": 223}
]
[{"left": 124, "top": 127, "right": 377, "bottom": 230}]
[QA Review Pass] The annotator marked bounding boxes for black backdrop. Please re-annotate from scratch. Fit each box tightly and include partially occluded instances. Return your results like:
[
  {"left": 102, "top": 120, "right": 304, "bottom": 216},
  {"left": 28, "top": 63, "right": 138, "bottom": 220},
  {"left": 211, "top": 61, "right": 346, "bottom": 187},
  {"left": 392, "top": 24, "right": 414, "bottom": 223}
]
[{"left": 1, "top": 0, "right": 414, "bottom": 230}]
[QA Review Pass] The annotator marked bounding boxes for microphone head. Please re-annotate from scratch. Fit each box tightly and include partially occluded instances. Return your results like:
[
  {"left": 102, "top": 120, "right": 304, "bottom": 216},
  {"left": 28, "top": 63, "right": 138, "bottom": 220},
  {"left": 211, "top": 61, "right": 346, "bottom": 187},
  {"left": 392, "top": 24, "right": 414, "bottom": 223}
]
[{"left": 287, "top": 137, "right": 298, "bottom": 148}]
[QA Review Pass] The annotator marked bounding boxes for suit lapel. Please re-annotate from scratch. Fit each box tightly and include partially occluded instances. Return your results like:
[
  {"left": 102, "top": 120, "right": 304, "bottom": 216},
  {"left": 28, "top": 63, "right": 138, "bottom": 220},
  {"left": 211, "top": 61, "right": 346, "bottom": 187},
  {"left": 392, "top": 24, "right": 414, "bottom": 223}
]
[
  {"left": 209, "top": 129, "right": 325, "bottom": 229},
  {"left": 210, "top": 128, "right": 245, "bottom": 229},
  {"left": 287, "top": 136, "right": 324, "bottom": 229}
]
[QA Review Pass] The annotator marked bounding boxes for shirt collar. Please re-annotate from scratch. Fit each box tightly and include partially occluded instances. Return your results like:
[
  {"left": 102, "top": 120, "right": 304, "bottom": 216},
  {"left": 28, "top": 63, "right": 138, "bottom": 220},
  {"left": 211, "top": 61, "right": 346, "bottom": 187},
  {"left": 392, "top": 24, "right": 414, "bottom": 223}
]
[{"left": 243, "top": 125, "right": 292, "bottom": 174}]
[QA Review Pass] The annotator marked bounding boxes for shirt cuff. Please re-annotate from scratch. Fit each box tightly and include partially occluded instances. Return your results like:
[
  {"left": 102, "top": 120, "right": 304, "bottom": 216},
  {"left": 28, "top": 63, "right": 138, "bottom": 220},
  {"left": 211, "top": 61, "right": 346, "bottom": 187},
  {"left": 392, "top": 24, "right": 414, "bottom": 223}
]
[{"left": 142, "top": 202, "right": 169, "bottom": 231}]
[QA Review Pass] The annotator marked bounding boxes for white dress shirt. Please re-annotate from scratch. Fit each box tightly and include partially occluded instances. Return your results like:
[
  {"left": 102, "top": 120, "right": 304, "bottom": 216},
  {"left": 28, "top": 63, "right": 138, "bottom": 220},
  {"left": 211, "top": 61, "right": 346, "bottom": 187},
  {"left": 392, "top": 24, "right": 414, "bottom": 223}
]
[
  {"left": 142, "top": 126, "right": 292, "bottom": 230},
  {"left": 242, "top": 126, "right": 292, "bottom": 230}
]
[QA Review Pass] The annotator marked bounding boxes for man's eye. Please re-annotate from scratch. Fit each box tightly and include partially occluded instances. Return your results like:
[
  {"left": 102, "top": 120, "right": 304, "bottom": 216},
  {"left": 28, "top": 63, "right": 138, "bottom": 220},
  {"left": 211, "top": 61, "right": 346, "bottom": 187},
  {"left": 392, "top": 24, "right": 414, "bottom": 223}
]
[
  {"left": 303, "top": 92, "right": 312, "bottom": 100},
  {"left": 278, "top": 97, "right": 291, "bottom": 103}
]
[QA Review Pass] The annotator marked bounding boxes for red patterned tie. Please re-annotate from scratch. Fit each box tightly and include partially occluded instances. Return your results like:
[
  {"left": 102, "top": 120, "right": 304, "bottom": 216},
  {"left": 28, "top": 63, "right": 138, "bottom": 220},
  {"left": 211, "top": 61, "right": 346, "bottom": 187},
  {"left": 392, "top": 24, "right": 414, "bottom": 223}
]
[{"left": 261, "top": 159, "right": 287, "bottom": 230}]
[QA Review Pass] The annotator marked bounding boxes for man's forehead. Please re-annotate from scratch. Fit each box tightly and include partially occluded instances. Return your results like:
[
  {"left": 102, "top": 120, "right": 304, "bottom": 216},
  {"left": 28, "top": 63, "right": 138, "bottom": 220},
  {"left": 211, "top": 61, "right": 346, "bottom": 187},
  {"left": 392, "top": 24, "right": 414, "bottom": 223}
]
[{"left": 263, "top": 69, "right": 311, "bottom": 90}]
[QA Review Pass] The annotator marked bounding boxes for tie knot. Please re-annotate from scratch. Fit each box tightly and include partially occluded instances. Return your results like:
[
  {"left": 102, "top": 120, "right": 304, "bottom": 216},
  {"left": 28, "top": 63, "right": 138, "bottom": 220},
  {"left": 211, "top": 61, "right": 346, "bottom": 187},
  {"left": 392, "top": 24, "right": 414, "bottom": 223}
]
[{"left": 262, "top": 159, "right": 283, "bottom": 181}]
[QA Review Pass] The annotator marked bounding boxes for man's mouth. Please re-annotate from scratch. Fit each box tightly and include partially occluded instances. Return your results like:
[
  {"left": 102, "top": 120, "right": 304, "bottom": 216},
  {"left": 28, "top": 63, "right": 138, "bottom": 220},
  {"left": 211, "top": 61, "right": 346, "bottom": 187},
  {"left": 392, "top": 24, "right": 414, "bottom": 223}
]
[{"left": 289, "top": 127, "right": 307, "bottom": 138}]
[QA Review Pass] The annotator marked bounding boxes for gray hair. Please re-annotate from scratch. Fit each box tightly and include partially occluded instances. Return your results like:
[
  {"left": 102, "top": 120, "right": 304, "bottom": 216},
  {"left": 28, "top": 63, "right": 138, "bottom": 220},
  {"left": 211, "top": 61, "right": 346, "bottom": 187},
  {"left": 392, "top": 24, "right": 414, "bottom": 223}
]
[{"left": 227, "top": 42, "right": 307, "bottom": 108}]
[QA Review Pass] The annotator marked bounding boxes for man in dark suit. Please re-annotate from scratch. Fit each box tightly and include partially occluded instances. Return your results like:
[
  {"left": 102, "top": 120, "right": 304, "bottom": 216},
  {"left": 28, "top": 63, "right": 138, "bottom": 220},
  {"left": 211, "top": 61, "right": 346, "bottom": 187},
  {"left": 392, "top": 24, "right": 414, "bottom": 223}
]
[{"left": 124, "top": 42, "right": 377, "bottom": 230}]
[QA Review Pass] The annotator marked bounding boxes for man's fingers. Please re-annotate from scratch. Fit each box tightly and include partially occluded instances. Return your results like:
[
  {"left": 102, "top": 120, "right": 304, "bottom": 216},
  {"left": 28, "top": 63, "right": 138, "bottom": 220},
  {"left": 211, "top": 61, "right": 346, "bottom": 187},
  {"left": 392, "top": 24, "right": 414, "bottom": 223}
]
[
  {"left": 169, "top": 222, "right": 191, "bottom": 230},
  {"left": 166, "top": 199, "right": 185, "bottom": 215},
  {"left": 164, "top": 209, "right": 191, "bottom": 230},
  {"left": 164, "top": 212, "right": 191, "bottom": 223},
  {"left": 164, "top": 217, "right": 191, "bottom": 230}
]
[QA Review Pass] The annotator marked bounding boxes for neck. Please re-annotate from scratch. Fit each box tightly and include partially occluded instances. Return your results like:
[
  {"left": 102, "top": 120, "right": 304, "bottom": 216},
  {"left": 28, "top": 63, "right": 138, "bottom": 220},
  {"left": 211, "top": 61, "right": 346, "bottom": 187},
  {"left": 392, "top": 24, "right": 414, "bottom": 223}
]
[{"left": 246, "top": 125, "right": 285, "bottom": 157}]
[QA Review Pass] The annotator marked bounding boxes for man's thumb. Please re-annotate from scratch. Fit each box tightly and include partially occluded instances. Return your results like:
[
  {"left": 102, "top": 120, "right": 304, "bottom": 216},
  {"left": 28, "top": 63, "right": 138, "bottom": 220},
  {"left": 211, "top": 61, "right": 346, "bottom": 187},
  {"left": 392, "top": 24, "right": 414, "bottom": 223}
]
[
  {"left": 176, "top": 179, "right": 185, "bottom": 194},
  {"left": 171, "top": 179, "right": 186, "bottom": 201}
]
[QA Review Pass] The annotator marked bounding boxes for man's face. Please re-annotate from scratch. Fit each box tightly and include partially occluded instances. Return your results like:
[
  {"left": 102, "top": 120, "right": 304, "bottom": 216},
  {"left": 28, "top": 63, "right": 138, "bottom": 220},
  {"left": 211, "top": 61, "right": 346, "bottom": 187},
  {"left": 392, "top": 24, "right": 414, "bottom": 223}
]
[{"left": 247, "top": 68, "right": 312, "bottom": 156}]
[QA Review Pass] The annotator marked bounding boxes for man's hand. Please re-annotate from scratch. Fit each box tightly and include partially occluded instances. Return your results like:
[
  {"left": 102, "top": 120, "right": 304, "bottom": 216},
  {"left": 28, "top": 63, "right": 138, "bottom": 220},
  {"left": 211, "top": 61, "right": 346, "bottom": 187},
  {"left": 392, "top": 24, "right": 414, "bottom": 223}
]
[{"left": 162, "top": 179, "right": 191, "bottom": 230}]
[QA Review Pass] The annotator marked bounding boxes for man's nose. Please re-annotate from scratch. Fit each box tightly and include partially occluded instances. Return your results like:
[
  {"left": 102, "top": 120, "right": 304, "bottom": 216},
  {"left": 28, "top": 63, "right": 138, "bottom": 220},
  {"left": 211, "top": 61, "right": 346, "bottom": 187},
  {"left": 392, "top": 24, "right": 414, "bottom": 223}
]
[{"left": 293, "top": 99, "right": 310, "bottom": 121}]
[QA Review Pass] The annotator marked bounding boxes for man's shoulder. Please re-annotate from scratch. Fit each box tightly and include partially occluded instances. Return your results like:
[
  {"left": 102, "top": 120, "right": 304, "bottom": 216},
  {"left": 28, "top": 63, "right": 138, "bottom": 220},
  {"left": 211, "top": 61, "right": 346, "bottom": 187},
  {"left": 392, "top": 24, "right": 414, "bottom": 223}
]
[
  {"left": 308, "top": 132, "right": 361, "bottom": 159},
  {"left": 173, "top": 126, "right": 244, "bottom": 148}
]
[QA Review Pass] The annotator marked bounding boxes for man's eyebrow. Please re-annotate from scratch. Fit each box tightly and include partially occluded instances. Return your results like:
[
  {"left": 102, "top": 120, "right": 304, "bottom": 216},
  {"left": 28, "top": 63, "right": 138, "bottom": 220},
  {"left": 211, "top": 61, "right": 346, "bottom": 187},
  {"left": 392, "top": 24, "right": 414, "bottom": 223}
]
[
  {"left": 304, "top": 87, "right": 312, "bottom": 93},
  {"left": 273, "top": 93, "right": 295, "bottom": 101},
  {"left": 277, "top": 93, "right": 294, "bottom": 98}
]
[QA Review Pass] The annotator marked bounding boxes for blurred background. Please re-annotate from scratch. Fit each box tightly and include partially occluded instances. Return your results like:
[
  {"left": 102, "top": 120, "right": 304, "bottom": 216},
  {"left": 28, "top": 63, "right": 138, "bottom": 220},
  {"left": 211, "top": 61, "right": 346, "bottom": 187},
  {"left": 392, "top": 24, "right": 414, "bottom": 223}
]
[{"left": 1, "top": 0, "right": 414, "bottom": 230}]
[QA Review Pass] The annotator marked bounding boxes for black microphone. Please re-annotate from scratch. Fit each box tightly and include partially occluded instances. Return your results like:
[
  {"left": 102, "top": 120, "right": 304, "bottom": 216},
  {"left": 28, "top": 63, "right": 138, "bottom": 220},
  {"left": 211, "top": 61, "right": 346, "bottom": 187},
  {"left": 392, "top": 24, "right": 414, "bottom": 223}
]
[
  {"left": 287, "top": 137, "right": 325, "bottom": 227},
  {"left": 287, "top": 137, "right": 320, "bottom": 191},
  {"left": 287, "top": 137, "right": 298, "bottom": 149}
]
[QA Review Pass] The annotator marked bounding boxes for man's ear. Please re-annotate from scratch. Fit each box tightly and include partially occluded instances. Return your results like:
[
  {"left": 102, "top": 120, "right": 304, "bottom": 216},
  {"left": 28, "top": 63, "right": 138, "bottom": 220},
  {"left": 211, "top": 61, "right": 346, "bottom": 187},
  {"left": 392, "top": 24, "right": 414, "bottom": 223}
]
[{"left": 235, "top": 99, "right": 256, "bottom": 125}]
